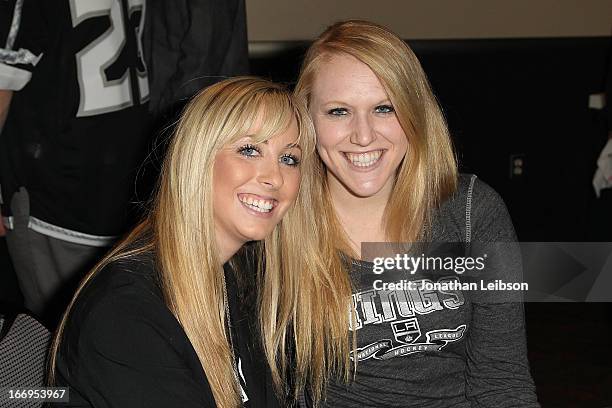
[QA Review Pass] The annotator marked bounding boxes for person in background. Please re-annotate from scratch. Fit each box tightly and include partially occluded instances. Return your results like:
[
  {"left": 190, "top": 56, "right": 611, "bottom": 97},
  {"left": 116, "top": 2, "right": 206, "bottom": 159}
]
[
  {"left": 143, "top": 0, "right": 249, "bottom": 118},
  {"left": 49, "top": 77, "right": 316, "bottom": 407},
  {"left": 0, "top": 89, "right": 8, "bottom": 237},
  {"left": 0, "top": 0, "right": 152, "bottom": 327},
  {"left": 290, "top": 20, "right": 540, "bottom": 407},
  {"left": 0, "top": 0, "right": 249, "bottom": 328},
  {"left": 0, "top": 89, "right": 9, "bottom": 238}
]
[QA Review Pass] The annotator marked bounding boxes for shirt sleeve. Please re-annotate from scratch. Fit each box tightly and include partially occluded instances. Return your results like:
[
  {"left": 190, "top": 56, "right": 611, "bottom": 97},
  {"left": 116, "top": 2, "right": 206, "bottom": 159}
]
[
  {"left": 0, "top": 0, "right": 46, "bottom": 90},
  {"left": 464, "top": 179, "right": 540, "bottom": 407},
  {"left": 60, "top": 286, "right": 216, "bottom": 408}
]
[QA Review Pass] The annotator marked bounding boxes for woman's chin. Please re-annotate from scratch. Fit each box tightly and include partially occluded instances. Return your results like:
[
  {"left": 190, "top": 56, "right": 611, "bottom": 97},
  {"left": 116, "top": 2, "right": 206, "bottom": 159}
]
[
  {"left": 344, "top": 181, "right": 390, "bottom": 199},
  {"left": 238, "top": 227, "right": 272, "bottom": 243}
]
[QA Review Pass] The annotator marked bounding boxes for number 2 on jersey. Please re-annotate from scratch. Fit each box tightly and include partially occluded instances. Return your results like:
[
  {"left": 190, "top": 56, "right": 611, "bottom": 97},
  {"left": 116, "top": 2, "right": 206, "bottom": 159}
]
[{"left": 70, "top": 0, "right": 149, "bottom": 117}]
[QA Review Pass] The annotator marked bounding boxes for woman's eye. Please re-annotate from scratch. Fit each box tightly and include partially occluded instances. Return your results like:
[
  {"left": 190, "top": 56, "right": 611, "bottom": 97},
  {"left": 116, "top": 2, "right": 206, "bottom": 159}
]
[
  {"left": 237, "top": 144, "right": 261, "bottom": 157},
  {"left": 279, "top": 154, "right": 300, "bottom": 167},
  {"left": 375, "top": 104, "right": 395, "bottom": 114},
  {"left": 327, "top": 107, "right": 348, "bottom": 116}
]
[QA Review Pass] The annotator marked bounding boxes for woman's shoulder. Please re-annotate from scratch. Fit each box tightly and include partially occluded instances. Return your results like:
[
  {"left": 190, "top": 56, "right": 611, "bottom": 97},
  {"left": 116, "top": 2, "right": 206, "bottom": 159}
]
[
  {"left": 70, "top": 252, "right": 163, "bottom": 317},
  {"left": 55, "top": 252, "right": 215, "bottom": 407},
  {"left": 57, "top": 250, "right": 205, "bottom": 380},
  {"left": 440, "top": 174, "right": 509, "bottom": 215},
  {"left": 435, "top": 174, "right": 516, "bottom": 242},
  {"left": 60, "top": 252, "right": 191, "bottom": 362},
  {"left": 454, "top": 174, "right": 503, "bottom": 204}
]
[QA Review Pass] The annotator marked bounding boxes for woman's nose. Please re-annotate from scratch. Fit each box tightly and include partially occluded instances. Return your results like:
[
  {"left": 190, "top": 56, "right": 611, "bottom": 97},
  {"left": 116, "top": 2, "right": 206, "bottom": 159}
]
[
  {"left": 349, "top": 114, "right": 377, "bottom": 146},
  {"left": 256, "top": 158, "right": 283, "bottom": 190}
]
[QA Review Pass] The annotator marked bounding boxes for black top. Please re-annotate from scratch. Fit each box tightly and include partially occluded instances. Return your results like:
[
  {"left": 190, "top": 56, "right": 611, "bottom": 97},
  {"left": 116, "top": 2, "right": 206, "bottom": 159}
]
[
  {"left": 54, "top": 252, "right": 281, "bottom": 407},
  {"left": 0, "top": 0, "right": 151, "bottom": 239}
]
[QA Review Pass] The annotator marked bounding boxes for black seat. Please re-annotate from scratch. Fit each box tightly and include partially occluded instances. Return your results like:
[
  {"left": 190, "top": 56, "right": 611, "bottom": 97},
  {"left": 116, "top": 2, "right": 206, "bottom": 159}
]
[{"left": 0, "top": 313, "right": 51, "bottom": 407}]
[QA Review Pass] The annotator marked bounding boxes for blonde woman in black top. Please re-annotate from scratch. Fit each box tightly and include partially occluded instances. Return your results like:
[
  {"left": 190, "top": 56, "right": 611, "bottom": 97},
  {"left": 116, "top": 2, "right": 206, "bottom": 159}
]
[{"left": 48, "top": 77, "right": 317, "bottom": 408}]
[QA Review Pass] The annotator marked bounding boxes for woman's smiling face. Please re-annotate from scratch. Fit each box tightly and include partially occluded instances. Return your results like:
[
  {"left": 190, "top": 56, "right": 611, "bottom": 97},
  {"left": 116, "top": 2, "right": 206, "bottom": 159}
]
[
  {"left": 212, "top": 117, "right": 302, "bottom": 250},
  {"left": 309, "top": 53, "right": 408, "bottom": 200}
]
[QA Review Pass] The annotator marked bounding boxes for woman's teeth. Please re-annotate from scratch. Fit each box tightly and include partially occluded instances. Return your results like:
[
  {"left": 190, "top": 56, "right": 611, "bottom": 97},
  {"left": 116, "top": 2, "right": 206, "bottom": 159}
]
[
  {"left": 239, "top": 195, "right": 274, "bottom": 213},
  {"left": 345, "top": 150, "right": 383, "bottom": 167}
]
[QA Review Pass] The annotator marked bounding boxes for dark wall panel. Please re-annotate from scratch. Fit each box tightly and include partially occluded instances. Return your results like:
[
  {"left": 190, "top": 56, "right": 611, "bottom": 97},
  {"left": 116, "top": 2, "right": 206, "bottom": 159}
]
[{"left": 250, "top": 37, "right": 612, "bottom": 241}]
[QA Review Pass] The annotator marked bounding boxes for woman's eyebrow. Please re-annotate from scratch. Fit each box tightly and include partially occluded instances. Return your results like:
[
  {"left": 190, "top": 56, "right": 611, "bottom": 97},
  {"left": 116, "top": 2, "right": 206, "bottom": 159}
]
[
  {"left": 258, "top": 140, "right": 302, "bottom": 150},
  {"left": 322, "top": 100, "right": 350, "bottom": 106},
  {"left": 285, "top": 142, "right": 301, "bottom": 150}
]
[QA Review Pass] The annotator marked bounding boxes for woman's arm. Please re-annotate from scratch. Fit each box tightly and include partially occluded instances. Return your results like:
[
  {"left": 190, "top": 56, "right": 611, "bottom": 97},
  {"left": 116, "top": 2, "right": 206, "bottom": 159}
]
[
  {"left": 464, "top": 180, "right": 540, "bottom": 407},
  {"left": 0, "top": 90, "right": 12, "bottom": 134},
  {"left": 0, "top": 90, "right": 10, "bottom": 236}
]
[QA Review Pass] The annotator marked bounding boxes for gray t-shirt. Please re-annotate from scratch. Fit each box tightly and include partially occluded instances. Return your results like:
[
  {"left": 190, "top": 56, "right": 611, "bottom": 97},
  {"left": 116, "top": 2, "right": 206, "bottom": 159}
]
[{"left": 321, "top": 174, "right": 540, "bottom": 408}]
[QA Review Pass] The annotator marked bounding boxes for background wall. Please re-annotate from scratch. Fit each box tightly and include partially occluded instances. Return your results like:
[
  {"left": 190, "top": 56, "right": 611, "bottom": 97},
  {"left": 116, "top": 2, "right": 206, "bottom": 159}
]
[{"left": 247, "top": 0, "right": 612, "bottom": 41}]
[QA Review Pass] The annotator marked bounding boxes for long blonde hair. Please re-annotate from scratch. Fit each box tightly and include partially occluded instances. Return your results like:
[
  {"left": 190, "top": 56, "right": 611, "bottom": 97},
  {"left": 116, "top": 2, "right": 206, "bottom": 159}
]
[
  {"left": 48, "top": 77, "right": 316, "bottom": 408},
  {"left": 291, "top": 20, "right": 459, "bottom": 403}
]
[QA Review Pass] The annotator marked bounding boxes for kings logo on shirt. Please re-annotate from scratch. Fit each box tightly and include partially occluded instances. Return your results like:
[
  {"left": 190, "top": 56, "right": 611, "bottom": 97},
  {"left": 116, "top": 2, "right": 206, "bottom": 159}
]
[{"left": 349, "top": 276, "right": 467, "bottom": 361}]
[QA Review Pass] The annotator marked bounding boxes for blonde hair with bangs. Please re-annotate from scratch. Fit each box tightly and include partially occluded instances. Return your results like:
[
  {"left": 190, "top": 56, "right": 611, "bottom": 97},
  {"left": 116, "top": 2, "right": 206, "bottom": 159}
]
[
  {"left": 290, "top": 20, "right": 459, "bottom": 403},
  {"left": 48, "top": 76, "right": 317, "bottom": 408}
]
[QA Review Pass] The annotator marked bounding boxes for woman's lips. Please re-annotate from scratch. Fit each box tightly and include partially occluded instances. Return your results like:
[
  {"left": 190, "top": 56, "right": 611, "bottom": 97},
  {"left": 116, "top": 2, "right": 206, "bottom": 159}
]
[
  {"left": 237, "top": 193, "right": 277, "bottom": 214},
  {"left": 343, "top": 149, "right": 385, "bottom": 170}
]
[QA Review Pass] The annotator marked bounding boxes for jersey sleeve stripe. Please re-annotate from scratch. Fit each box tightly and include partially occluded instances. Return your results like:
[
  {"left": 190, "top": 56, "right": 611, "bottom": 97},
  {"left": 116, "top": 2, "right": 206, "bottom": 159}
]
[
  {"left": 28, "top": 216, "right": 117, "bottom": 247},
  {"left": 0, "top": 62, "right": 31, "bottom": 90}
]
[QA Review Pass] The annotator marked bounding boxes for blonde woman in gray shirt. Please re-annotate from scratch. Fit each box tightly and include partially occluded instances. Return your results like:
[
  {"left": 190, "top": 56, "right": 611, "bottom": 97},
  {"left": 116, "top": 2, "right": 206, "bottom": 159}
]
[{"left": 287, "top": 20, "right": 540, "bottom": 407}]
